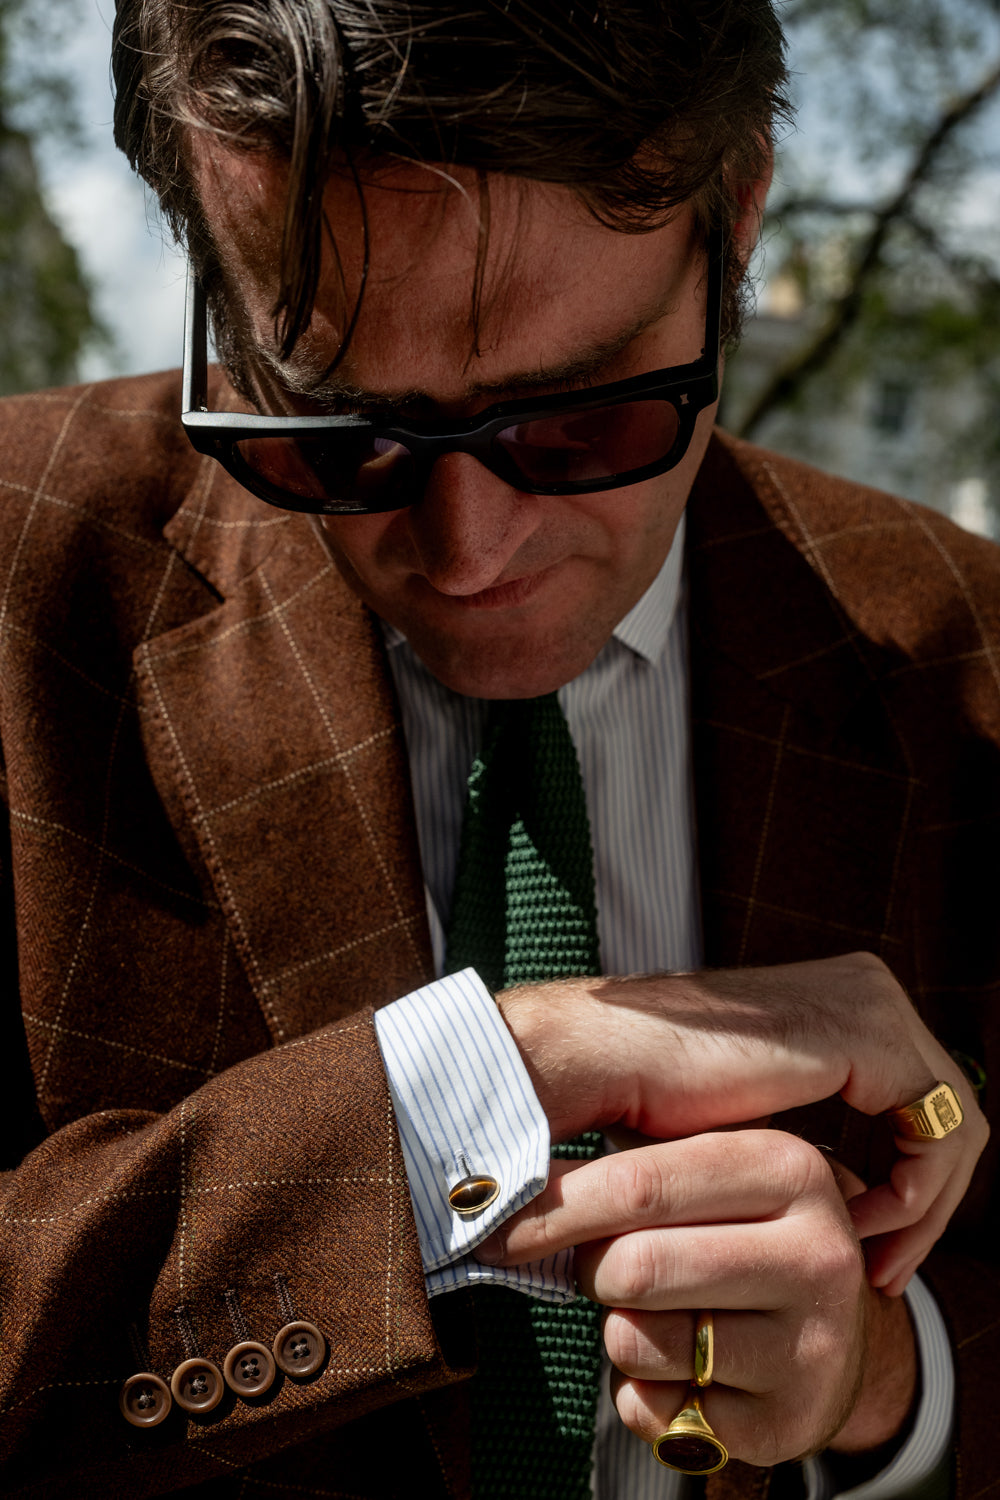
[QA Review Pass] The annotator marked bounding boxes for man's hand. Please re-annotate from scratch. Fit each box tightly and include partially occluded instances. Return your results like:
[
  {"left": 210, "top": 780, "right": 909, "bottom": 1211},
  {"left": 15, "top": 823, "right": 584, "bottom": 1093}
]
[
  {"left": 475, "top": 1130, "right": 918, "bottom": 1465},
  {"left": 496, "top": 952, "right": 988, "bottom": 1293}
]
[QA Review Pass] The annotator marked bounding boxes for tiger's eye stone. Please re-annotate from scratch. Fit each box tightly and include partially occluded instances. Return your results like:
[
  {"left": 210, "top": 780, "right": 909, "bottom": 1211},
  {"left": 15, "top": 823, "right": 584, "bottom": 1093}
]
[{"left": 447, "top": 1174, "right": 500, "bottom": 1216}]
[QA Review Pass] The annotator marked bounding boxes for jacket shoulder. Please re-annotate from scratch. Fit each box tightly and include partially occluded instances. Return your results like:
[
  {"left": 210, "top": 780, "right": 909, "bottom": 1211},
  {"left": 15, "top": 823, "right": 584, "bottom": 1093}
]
[
  {"left": 0, "top": 369, "right": 199, "bottom": 547},
  {"left": 711, "top": 430, "right": 1000, "bottom": 664},
  {"left": 0, "top": 371, "right": 222, "bottom": 703}
]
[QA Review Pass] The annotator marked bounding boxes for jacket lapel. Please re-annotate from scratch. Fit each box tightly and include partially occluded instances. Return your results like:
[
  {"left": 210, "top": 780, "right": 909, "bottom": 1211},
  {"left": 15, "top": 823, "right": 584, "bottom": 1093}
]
[
  {"left": 688, "top": 433, "right": 921, "bottom": 983},
  {"left": 134, "top": 453, "right": 433, "bottom": 1046}
]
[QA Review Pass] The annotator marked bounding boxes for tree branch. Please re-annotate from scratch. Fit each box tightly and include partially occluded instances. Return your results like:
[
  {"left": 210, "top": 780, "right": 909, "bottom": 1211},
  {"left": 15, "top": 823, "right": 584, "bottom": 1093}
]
[
  {"left": 735, "top": 57, "right": 1000, "bottom": 439},
  {"left": 770, "top": 197, "right": 876, "bottom": 218},
  {"left": 900, "top": 211, "right": 1000, "bottom": 297}
]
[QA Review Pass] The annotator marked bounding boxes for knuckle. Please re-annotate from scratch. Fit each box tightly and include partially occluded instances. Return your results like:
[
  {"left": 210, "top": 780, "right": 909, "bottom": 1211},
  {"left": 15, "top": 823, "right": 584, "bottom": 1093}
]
[
  {"left": 760, "top": 1130, "right": 831, "bottom": 1201},
  {"left": 774, "top": 1190, "right": 864, "bottom": 1295},
  {"left": 602, "top": 1308, "right": 643, "bottom": 1373},
  {"left": 843, "top": 951, "right": 903, "bottom": 1016},
  {"left": 613, "top": 1230, "right": 672, "bottom": 1304},
  {"left": 843, "top": 949, "right": 888, "bottom": 978},
  {"left": 603, "top": 1309, "right": 689, "bottom": 1378},
  {"left": 839, "top": 951, "right": 895, "bottom": 993},
  {"left": 808, "top": 1227, "right": 864, "bottom": 1291},
  {"left": 611, "top": 1150, "right": 671, "bottom": 1222}
]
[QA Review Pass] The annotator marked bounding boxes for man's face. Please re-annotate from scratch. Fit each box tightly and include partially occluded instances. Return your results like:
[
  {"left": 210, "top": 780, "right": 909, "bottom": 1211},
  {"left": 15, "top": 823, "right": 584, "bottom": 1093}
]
[{"left": 194, "top": 149, "right": 725, "bottom": 698}]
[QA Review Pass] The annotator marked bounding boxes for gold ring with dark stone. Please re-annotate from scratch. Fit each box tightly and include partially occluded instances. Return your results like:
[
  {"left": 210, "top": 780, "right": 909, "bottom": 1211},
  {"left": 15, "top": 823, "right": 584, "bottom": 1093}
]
[
  {"left": 651, "top": 1312, "right": 728, "bottom": 1475},
  {"left": 652, "top": 1392, "right": 729, "bottom": 1475}
]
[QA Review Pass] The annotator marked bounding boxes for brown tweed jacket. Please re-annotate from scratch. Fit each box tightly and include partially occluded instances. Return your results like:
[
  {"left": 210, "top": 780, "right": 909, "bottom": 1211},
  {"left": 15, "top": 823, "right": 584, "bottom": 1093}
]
[{"left": 0, "top": 370, "right": 997, "bottom": 1499}]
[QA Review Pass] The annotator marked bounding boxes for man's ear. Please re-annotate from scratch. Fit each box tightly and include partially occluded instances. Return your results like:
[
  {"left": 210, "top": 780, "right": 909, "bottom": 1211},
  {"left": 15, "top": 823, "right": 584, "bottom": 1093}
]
[{"left": 732, "top": 147, "right": 774, "bottom": 265}]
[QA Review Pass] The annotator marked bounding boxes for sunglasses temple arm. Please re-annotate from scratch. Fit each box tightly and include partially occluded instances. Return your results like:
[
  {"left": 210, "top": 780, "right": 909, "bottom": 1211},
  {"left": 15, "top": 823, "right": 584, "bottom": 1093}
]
[{"left": 182, "top": 260, "right": 209, "bottom": 415}]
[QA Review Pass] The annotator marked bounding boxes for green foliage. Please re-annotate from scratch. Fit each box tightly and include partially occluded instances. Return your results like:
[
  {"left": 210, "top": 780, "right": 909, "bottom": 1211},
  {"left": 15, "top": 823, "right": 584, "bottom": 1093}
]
[
  {"left": 0, "top": 122, "right": 99, "bottom": 393},
  {"left": 0, "top": 0, "right": 84, "bottom": 140},
  {"left": 0, "top": 0, "right": 103, "bottom": 393}
]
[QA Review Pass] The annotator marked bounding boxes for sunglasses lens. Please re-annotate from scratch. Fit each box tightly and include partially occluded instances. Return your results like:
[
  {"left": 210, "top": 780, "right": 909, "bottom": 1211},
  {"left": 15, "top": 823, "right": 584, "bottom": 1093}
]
[
  {"left": 494, "top": 399, "right": 681, "bottom": 487},
  {"left": 234, "top": 434, "right": 416, "bottom": 513}
]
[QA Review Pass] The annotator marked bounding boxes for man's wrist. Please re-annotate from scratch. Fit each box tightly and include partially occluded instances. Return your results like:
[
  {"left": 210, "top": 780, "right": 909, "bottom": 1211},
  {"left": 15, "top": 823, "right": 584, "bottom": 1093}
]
[
  {"left": 496, "top": 977, "right": 619, "bottom": 1141},
  {"left": 828, "top": 1288, "right": 918, "bottom": 1455},
  {"left": 806, "top": 1277, "right": 954, "bottom": 1500}
]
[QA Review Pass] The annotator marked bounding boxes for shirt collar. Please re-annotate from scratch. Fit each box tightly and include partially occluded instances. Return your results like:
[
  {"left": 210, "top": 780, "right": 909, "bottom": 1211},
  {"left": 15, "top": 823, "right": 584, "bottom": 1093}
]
[
  {"left": 610, "top": 512, "right": 685, "bottom": 666},
  {"left": 383, "top": 511, "right": 685, "bottom": 672}
]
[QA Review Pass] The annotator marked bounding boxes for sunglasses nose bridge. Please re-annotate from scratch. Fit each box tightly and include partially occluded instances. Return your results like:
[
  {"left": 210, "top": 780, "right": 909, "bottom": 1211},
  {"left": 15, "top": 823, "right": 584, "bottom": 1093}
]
[{"left": 405, "top": 421, "right": 510, "bottom": 493}]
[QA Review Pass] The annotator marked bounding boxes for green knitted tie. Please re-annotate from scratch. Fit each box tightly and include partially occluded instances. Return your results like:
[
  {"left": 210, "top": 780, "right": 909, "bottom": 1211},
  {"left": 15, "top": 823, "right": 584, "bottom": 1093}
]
[{"left": 446, "top": 694, "right": 603, "bottom": 1500}]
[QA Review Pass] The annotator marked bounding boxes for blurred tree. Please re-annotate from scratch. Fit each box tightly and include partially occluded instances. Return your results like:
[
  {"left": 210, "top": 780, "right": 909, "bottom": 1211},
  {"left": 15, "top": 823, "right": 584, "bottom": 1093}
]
[
  {"left": 728, "top": 0, "right": 1000, "bottom": 522},
  {"left": 0, "top": 0, "right": 102, "bottom": 393}
]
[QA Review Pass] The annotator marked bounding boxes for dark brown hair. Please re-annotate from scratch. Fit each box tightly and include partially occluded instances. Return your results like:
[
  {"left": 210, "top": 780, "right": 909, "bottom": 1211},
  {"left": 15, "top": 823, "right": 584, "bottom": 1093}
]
[{"left": 112, "top": 1, "right": 789, "bottom": 382}]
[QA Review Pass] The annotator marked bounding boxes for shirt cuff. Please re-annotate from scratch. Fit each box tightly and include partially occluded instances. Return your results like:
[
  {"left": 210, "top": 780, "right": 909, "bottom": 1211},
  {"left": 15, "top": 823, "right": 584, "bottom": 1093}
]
[
  {"left": 373, "top": 967, "right": 577, "bottom": 1304},
  {"left": 803, "top": 1275, "right": 954, "bottom": 1499}
]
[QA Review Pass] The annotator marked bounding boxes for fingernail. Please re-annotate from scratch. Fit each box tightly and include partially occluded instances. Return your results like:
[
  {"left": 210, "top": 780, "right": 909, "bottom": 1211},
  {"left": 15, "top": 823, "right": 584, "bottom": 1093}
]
[{"left": 473, "top": 1233, "right": 502, "bottom": 1265}]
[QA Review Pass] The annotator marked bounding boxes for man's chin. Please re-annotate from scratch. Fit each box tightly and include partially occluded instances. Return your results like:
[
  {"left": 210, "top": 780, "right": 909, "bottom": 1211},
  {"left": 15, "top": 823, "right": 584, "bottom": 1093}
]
[{"left": 405, "top": 630, "right": 600, "bottom": 701}]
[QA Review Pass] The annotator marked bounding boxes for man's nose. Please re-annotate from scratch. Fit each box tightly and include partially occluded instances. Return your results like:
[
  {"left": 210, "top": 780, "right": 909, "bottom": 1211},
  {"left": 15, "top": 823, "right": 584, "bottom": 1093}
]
[{"left": 405, "top": 452, "right": 541, "bottom": 595}]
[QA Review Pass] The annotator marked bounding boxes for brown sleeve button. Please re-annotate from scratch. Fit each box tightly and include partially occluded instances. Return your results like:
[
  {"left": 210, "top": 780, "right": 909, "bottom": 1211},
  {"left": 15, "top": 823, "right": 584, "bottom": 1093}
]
[
  {"left": 448, "top": 1173, "right": 500, "bottom": 1216},
  {"left": 170, "top": 1357, "right": 225, "bottom": 1413},
  {"left": 119, "top": 1372, "right": 172, "bottom": 1428},
  {"left": 272, "top": 1320, "right": 327, "bottom": 1378},
  {"left": 223, "top": 1340, "right": 276, "bottom": 1397}
]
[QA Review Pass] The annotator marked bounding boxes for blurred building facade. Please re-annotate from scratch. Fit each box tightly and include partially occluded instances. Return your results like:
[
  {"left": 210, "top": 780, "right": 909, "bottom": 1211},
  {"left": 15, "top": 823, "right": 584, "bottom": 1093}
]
[{"left": 723, "top": 266, "right": 999, "bottom": 541}]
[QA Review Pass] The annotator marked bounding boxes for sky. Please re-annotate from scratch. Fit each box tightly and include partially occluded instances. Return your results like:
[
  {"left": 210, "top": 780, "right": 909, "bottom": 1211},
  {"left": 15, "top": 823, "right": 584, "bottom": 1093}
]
[{"left": 31, "top": 0, "right": 188, "bottom": 379}]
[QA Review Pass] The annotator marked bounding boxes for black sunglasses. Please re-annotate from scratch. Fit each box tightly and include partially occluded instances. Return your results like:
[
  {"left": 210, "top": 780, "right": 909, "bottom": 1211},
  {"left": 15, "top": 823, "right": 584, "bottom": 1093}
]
[{"left": 181, "top": 229, "right": 722, "bottom": 517}]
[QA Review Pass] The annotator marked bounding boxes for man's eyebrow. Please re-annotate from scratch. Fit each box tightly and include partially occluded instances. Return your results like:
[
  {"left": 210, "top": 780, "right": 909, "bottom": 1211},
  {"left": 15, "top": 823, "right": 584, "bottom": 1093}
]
[{"left": 260, "top": 292, "right": 684, "bottom": 413}]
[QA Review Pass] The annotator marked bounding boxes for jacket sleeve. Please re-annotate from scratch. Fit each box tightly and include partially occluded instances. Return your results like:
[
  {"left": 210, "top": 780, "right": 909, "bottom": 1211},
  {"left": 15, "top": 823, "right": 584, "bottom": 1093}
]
[
  {"left": 0, "top": 976, "right": 470, "bottom": 1495},
  {"left": 0, "top": 787, "right": 469, "bottom": 1497}
]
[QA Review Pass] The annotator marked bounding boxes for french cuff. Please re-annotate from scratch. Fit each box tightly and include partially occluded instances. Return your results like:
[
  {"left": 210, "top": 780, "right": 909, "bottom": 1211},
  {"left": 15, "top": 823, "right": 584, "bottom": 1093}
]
[
  {"left": 375, "top": 968, "right": 574, "bottom": 1303},
  {"left": 803, "top": 1275, "right": 954, "bottom": 1500}
]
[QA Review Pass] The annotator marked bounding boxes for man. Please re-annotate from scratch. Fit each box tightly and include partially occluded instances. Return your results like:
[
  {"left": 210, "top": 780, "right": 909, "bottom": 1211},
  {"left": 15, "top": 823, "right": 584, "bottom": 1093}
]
[{"left": 0, "top": 2, "right": 994, "bottom": 1497}]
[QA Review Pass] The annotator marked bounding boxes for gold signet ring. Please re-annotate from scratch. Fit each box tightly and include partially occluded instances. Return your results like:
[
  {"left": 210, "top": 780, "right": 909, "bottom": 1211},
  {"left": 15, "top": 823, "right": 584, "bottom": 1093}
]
[
  {"left": 651, "top": 1391, "right": 729, "bottom": 1475},
  {"left": 887, "top": 1082, "right": 963, "bottom": 1141}
]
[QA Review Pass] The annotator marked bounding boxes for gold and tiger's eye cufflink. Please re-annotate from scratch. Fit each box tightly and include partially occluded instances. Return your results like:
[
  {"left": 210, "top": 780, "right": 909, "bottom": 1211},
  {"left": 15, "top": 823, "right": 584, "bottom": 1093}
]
[{"left": 448, "top": 1173, "right": 500, "bottom": 1216}]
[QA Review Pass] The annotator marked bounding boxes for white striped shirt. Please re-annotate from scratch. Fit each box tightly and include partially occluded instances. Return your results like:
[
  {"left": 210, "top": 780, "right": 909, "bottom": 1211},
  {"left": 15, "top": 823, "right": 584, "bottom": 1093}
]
[{"left": 374, "top": 519, "right": 952, "bottom": 1497}]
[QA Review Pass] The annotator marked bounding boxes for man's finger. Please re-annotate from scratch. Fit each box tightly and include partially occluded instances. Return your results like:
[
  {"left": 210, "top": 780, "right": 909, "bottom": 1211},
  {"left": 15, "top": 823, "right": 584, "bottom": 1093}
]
[
  {"left": 576, "top": 1216, "right": 859, "bottom": 1311},
  {"left": 610, "top": 1371, "right": 839, "bottom": 1469},
  {"left": 473, "top": 1130, "right": 832, "bottom": 1267},
  {"left": 604, "top": 1306, "right": 785, "bottom": 1393},
  {"left": 848, "top": 1141, "right": 973, "bottom": 1241}
]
